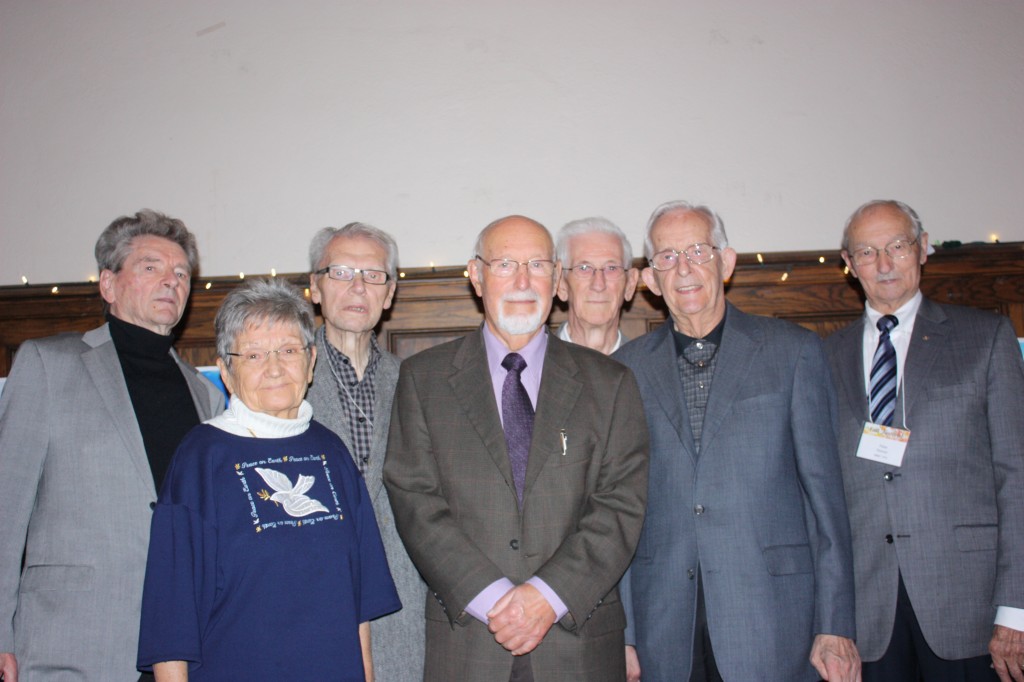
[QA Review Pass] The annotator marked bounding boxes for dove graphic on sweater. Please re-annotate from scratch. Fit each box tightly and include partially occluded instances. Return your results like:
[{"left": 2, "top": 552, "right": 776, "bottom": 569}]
[{"left": 254, "top": 467, "right": 329, "bottom": 517}]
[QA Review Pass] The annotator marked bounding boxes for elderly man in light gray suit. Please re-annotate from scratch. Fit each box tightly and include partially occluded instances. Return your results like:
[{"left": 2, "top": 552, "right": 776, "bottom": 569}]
[
  {"left": 615, "top": 200, "right": 860, "bottom": 682},
  {"left": 825, "top": 199, "right": 1024, "bottom": 682},
  {"left": 0, "top": 210, "right": 223, "bottom": 682},
  {"left": 306, "top": 222, "right": 425, "bottom": 681}
]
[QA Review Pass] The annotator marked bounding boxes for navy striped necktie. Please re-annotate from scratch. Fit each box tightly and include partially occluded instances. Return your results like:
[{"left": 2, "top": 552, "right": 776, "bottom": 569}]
[{"left": 869, "top": 315, "right": 899, "bottom": 426}]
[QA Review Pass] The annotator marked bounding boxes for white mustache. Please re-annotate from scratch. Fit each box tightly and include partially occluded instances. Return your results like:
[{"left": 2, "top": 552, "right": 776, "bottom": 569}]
[{"left": 502, "top": 290, "right": 540, "bottom": 303}]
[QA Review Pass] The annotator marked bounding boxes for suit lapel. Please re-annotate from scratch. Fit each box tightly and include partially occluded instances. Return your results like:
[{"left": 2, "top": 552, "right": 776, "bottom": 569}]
[
  {"left": 699, "top": 305, "right": 759, "bottom": 452},
  {"left": 902, "top": 298, "right": 949, "bottom": 417},
  {"left": 81, "top": 325, "right": 153, "bottom": 493},
  {"left": 449, "top": 331, "right": 515, "bottom": 492},
  {"left": 523, "top": 337, "right": 582, "bottom": 497},
  {"left": 174, "top": 350, "right": 216, "bottom": 420},
  {"left": 637, "top": 321, "right": 696, "bottom": 462},
  {"left": 834, "top": 319, "right": 869, "bottom": 420},
  {"left": 366, "top": 352, "right": 400, "bottom": 500}
]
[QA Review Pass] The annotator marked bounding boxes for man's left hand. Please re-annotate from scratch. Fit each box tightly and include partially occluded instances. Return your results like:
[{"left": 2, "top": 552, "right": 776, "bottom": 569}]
[
  {"left": 487, "top": 583, "right": 556, "bottom": 655},
  {"left": 809, "top": 634, "right": 861, "bottom": 682},
  {"left": 990, "top": 624, "right": 1024, "bottom": 682}
]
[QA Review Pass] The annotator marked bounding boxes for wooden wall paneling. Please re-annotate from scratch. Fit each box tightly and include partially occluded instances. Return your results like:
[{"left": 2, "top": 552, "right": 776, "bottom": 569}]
[{"left": 1, "top": 243, "right": 1022, "bottom": 377}]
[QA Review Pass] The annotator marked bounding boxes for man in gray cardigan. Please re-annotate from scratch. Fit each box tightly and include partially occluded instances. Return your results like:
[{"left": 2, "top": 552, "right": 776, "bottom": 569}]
[{"left": 306, "top": 222, "right": 425, "bottom": 681}]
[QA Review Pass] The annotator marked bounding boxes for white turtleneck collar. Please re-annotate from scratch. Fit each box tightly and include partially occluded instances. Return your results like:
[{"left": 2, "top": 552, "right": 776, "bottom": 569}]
[{"left": 205, "top": 397, "right": 313, "bottom": 439}]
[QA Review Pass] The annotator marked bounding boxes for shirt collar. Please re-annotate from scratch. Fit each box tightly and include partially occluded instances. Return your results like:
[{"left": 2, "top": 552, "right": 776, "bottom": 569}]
[
  {"left": 483, "top": 323, "right": 548, "bottom": 374},
  {"left": 865, "top": 290, "right": 923, "bottom": 333},
  {"left": 558, "top": 322, "right": 625, "bottom": 353},
  {"left": 319, "top": 325, "right": 381, "bottom": 380}
]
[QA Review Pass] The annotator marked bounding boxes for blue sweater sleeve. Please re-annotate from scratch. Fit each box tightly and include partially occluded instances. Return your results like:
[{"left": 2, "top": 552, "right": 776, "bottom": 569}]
[
  {"left": 137, "top": 434, "right": 220, "bottom": 673},
  {"left": 353, "top": 472, "right": 402, "bottom": 623}
]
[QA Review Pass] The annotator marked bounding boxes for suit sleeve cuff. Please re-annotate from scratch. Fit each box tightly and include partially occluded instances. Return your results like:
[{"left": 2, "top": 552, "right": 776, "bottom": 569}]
[
  {"left": 995, "top": 606, "right": 1024, "bottom": 631},
  {"left": 527, "top": 576, "right": 569, "bottom": 621},
  {"left": 464, "top": 578, "right": 516, "bottom": 623}
]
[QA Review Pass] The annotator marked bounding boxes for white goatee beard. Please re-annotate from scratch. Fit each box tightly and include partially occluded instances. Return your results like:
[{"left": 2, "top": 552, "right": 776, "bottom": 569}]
[
  {"left": 495, "top": 290, "right": 545, "bottom": 336},
  {"left": 496, "top": 309, "right": 544, "bottom": 336}
]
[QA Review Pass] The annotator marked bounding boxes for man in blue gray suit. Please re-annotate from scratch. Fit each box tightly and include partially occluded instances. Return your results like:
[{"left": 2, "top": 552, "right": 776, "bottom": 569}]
[
  {"left": 615, "top": 200, "right": 860, "bottom": 682},
  {"left": 825, "top": 200, "right": 1024, "bottom": 682}
]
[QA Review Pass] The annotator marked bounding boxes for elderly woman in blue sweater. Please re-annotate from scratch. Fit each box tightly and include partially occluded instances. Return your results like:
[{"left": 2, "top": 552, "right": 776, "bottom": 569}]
[{"left": 138, "top": 278, "right": 399, "bottom": 681}]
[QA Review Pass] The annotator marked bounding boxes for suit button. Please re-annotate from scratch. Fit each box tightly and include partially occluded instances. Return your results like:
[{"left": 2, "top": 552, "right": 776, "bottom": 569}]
[
  {"left": 149, "top": 501, "right": 157, "bottom": 510},
  {"left": 883, "top": 472, "right": 893, "bottom": 481},
  {"left": 693, "top": 505, "right": 705, "bottom": 515},
  {"left": 510, "top": 539, "right": 519, "bottom": 550},
  {"left": 687, "top": 569, "right": 696, "bottom": 580},
  {"left": 885, "top": 534, "right": 894, "bottom": 544}
]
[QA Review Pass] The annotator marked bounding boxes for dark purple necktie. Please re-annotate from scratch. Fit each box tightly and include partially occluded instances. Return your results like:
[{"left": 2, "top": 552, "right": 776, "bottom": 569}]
[{"left": 501, "top": 352, "right": 534, "bottom": 504}]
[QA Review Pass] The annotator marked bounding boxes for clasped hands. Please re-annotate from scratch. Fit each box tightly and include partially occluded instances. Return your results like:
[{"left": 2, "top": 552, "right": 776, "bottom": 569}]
[{"left": 487, "top": 583, "right": 557, "bottom": 655}]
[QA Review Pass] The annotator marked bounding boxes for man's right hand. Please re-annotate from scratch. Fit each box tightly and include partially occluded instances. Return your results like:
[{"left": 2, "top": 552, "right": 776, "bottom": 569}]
[
  {"left": 625, "top": 644, "right": 641, "bottom": 682},
  {"left": 0, "top": 651, "right": 18, "bottom": 682}
]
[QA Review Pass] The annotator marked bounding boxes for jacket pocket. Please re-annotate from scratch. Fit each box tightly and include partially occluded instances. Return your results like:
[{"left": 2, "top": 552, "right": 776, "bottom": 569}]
[
  {"left": 927, "top": 382, "right": 976, "bottom": 401},
  {"left": 762, "top": 544, "right": 813, "bottom": 576},
  {"left": 954, "top": 524, "right": 997, "bottom": 552},
  {"left": 20, "top": 564, "right": 95, "bottom": 592}
]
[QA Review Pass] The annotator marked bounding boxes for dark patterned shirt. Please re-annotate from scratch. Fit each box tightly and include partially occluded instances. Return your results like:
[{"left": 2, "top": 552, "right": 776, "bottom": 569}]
[
  {"left": 322, "top": 328, "right": 381, "bottom": 475},
  {"left": 673, "top": 315, "right": 726, "bottom": 453}
]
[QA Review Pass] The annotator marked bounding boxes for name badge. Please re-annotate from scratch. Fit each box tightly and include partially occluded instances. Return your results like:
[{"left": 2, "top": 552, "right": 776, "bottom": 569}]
[{"left": 856, "top": 422, "right": 911, "bottom": 467}]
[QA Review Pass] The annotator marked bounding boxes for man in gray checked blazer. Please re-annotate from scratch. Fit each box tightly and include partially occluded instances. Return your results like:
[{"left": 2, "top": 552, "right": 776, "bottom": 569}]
[
  {"left": 0, "top": 210, "right": 223, "bottom": 681},
  {"left": 825, "top": 199, "right": 1024, "bottom": 681},
  {"left": 306, "top": 222, "right": 425, "bottom": 681}
]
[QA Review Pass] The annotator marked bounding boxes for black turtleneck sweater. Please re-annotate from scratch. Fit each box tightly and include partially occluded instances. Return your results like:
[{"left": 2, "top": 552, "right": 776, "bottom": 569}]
[{"left": 107, "top": 314, "right": 200, "bottom": 490}]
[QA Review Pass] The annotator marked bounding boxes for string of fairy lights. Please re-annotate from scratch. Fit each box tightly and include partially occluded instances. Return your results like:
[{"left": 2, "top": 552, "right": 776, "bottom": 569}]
[{"left": 16, "top": 233, "right": 1004, "bottom": 295}]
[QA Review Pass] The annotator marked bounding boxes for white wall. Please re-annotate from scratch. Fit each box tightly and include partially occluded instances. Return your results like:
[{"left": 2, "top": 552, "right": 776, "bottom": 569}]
[{"left": 2, "top": 0, "right": 1022, "bottom": 285}]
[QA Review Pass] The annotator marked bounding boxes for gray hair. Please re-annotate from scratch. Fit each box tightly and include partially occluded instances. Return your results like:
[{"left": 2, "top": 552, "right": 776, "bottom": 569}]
[
  {"left": 94, "top": 209, "right": 199, "bottom": 274},
  {"left": 643, "top": 200, "right": 729, "bottom": 259},
  {"left": 841, "top": 199, "right": 923, "bottom": 251},
  {"left": 308, "top": 222, "right": 399, "bottom": 280},
  {"left": 555, "top": 217, "right": 634, "bottom": 266},
  {"left": 215, "top": 278, "right": 316, "bottom": 367},
  {"left": 472, "top": 215, "right": 554, "bottom": 261}
]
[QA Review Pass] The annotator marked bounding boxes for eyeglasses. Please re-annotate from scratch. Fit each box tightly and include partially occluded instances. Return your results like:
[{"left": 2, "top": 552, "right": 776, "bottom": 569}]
[
  {"left": 226, "top": 344, "right": 310, "bottom": 367},
  {"left": 649, "top": 243, "right": 719, "bottom": 271},
  {"left": 476, "top": 256, "right": 556, "bottom": 278},
  {"left": 846, "top": 238, "right": 918, "bottom": 266},
  {"left": 565, "top": 263, "right": 628, "bottom": 280},
  {"left": 314, "top": 264, "right": 390, "bottom": 285}
]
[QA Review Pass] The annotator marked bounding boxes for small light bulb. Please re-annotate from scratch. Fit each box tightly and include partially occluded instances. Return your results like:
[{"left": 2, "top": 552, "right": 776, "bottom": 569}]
[
  {"left": 818, "top": 256, "right": 826, "bottom": 264},
  {"left": 21, "top": 275, "right": 28, "bottom": 285},
  {"left": 399, "top": 272, "right": 406, "bottom": 278},
  {"left": 270, "top": 268, "right": 277, "bottom": 277},
  {"left": 780, "top": 272, "right": 789, "bottom": 282},
  {"left": 239, "top": 272, "right": 245, "bottom": 279},
  {"left": 51, "top": 286, "right": 59, "bottom": 294},
  {"left": 756, "top": 253, "right": 764, "bottom": 264},
  {"left": 205, "top": 282, "right": 212, "bottom": 290}
]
